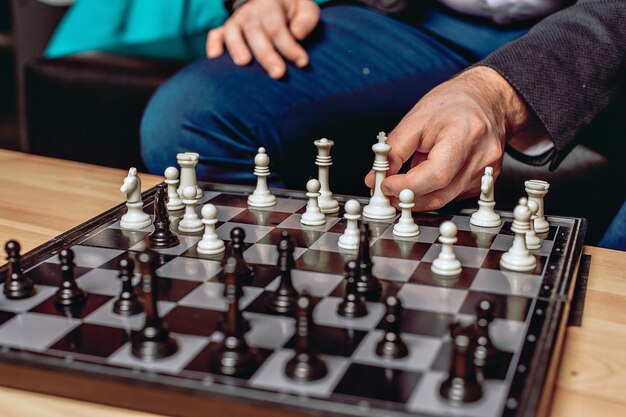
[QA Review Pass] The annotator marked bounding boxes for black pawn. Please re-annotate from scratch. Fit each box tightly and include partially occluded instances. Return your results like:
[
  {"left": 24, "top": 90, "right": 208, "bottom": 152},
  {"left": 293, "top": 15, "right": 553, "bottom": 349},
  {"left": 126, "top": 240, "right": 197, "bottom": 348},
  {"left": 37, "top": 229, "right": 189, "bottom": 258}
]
[
  {"left": 3, "top": 240, "right": 35, "bottom": 299},
  {"left": 230, "top": 227, "right": 254, "bottom": 284},
  {"left": 375, "top": 296, "right": 409, "bottom": 359},
  {"left": 357, "top": 223, "right": 382, "bottom": 301},
  {"left": 112, "top": 258, "right": 143, "bottom": 316},
  {"left": 54, "top": 248, "right": 87, "bottom": 308},
  {"left": 473, "top": 299, "right": 498, "bottom": 368},
  {"left": 267, "top": 231, "right": 298, "bottom": 314},
  {"left": 337, "top": 260, "right": 368, "bottom": 318},
  {"left": 148, "top": 184, "right": 180, "bottom": 249},
  {"left": 210, "top": 257, "right": 258, "bottom": 377},
  {"left": 439, "top": 323, "right": 483, "bottom": 403},
  {"left": 285, "top": 290, "right": 328, "bottom": 382},
  {"left": 219, "top": 255, "right": 250, "bottom": 333},
  {"left": 131, "top": 251, "right": 178, "bottom": 361}
]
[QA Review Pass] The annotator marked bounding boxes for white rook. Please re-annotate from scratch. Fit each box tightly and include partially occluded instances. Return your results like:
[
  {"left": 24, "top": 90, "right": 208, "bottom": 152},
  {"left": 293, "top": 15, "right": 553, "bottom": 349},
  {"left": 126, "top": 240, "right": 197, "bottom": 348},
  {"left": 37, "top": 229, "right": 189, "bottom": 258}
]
[
  {"left": 176, "top": 152, "right": 203, "bottom": 199},
  {"left": 525, "top": 179, "right": 550, "bottom": 234}
]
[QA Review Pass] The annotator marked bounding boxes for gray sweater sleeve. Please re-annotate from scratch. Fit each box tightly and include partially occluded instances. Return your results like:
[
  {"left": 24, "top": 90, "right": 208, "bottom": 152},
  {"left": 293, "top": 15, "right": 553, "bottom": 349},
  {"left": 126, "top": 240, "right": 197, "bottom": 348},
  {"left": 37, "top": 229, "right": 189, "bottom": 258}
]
[{"left": 478, "top": 0, "right": 626, "bottom": 169}]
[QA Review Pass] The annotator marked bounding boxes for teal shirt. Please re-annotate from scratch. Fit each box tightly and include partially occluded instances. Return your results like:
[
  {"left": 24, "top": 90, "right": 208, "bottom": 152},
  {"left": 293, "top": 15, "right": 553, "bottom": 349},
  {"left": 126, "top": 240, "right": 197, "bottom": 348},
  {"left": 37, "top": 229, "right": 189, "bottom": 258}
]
[{"left": 46, "top": 0, "right": 331, "bottom": 60}]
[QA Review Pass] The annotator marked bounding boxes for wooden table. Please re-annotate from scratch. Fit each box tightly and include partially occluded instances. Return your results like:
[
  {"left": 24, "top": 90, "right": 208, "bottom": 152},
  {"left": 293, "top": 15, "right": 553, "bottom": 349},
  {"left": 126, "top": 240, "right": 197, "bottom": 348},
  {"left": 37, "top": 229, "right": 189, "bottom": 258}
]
[{"left": 0, "top": 149, "right": 625, "bottom": 417}]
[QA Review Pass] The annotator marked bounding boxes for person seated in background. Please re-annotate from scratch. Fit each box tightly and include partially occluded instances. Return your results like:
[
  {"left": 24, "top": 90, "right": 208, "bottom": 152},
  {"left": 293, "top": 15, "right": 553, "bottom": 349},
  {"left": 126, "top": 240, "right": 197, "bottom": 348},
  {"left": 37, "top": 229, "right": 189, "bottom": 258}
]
[{"left": 139, "top": 0, "right": 625, "bottom": 249}]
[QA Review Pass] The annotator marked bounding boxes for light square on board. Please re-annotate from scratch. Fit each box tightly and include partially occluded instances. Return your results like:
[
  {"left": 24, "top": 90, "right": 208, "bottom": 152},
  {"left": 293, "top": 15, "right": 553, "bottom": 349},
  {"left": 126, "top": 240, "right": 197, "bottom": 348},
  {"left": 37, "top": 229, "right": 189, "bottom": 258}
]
[
  {"left": 177, "top": 282, "right": 263, "bottom": 311},
  {"left": 352, "top": 330, "right": 442, "bottom": 372},
  {"left": 0, "top": 312, "right": 80, "bottom": 352},
  {"left": 107, "top": 333, "right": 209, "bottom": 374},
  {"left": 372, "top": 256, "right": 419, "bottom": 283},
  {"left": 84, "top": 299, "right": 176, "bottom": 331},
  {"left": 314, "top": 297, "right": 385, "bottom": 331},
  {"left": 243, "top": 244, "right": 307, "bottom": 266},
  {"left": 379, "top": 225, "right": 440, "bottom": 243},
  {"left": 244, "top": 313, "right": 295, "bottom": 350},
  {"left": 470, "top": 269, "right": 543, "bottom": 298},
  {"left": 422, "top": 245, "right": 490, "bottom": 269},
  {"left": 0, "top": 285, "right": 56, "bottom": 313},
  {"left": 397, "top": 283, "right": 468, "bottom": 315},
  {"left": 156, "top": 257, "right": 222, "bottom": 282},
  {"left": 265, "top": 270, "right": 343, "bottom": 298},
  {"left": 407, "top": 370, "right": 507, "bottom": 417},
  {"left": 249, "top": 349, "right": 350, "bottom": 398},
  {"left": 277, "top": 213, "right": 341, "bottom": 232},
  {"left": 44, "top": 245, "right": 124, "bottom": 268},
  {"left": 490, "top": 234, "right": 554, "bottom": 257},
  {"left": 76, "top": 268, "right": 140, "bottom": 297}
]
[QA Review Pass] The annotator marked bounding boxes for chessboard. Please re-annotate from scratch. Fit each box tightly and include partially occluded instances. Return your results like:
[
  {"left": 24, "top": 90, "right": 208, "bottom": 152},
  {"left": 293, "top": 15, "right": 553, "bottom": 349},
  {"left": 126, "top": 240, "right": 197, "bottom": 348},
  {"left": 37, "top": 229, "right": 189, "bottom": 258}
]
[{"left": 0, "top": 182, "right": 586, "bottom": 417}]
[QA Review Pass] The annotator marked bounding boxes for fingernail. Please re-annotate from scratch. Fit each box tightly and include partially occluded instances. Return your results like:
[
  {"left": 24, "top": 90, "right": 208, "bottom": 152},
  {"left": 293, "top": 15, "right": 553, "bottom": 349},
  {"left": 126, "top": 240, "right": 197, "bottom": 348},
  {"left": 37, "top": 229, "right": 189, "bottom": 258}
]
[
  {"left": 296, "top": 57, "right": 308, "bottom": 68},
  {"left": 270, "top": 66, "right": 283, "bottom": 79}
]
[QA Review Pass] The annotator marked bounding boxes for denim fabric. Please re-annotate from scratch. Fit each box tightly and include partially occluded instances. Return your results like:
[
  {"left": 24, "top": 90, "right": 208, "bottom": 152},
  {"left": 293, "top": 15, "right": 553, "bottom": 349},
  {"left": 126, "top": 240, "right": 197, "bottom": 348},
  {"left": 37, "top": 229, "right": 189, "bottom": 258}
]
[
  {"left": 141, "top": 4, "right": 530, "bottom": 194},
  {"left": 600, "top": 200, "right": 626, "bottom": 251}
]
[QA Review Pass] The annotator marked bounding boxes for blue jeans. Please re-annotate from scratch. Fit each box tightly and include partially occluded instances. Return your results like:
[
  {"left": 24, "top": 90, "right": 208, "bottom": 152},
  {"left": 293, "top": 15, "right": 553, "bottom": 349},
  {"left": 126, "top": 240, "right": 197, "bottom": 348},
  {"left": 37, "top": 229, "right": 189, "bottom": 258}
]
[{"left": 141, "top": 4, "right": 530, "bottom": 194}]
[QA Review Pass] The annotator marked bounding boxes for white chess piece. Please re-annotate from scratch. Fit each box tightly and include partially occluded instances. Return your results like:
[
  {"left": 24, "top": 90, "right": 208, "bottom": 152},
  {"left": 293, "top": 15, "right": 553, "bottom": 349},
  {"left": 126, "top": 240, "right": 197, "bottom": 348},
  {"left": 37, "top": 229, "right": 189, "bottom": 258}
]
[
  {"left": 338, "top": 199, "right": 361, "bottom": 250},
  {"left": 176, "top": 152, "right": 203, "bottom": 199},
  {"left": 300, "top": 179, "right": 326, "bottom": 226},
  {"left": 525, "top": 199, "right": 542, "bottom": 250},
  {"left": 164, "top": 166, "right": 184, "bottom": 212},
  {"left": 178, "top": 186, "right": 204, "bottom": 234},
  {"left": 119, "top": 167, "right": 152, "bottom": 230},
  {"left": 393, "top": 189, "right": 420, "bottom": 238},
  {"left": 363, "top": 132, "right": 396, "bottom": 220},
  {"left": 431, "top": 221, "right": 462, "bottom": 276},
  {"left": 470, "top": 166, "right": 501, "bottom": 228},
  {"left": 525, "top": 179, "right": 550, "bottom": 234},
  {"left": 197, "top": 204, "right": 225, "bottom": 255},
  {"left": 247, "top": 147, "right": 277, "bottom": 208},
  {"left": 314, "top": 138, "right": 339, "bottom": 214},
  {"left": 500, "top": 197, "right": 537, "bottom": 272}
]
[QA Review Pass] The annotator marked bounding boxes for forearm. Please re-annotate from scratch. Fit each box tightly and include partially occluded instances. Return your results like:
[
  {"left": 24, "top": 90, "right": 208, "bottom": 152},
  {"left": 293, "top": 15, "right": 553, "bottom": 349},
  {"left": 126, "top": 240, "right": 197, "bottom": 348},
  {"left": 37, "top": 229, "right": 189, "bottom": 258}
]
[{"left": 478, "top": 0, "right": 626, "bottom": 168}]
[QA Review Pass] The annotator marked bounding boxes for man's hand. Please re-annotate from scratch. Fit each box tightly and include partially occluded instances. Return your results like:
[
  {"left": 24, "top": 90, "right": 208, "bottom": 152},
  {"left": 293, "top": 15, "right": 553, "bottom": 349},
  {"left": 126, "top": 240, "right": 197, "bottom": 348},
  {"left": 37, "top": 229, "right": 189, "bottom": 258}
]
[
  {"left": 365, "top": 66, "right": 531, "bottom": 211},
  {"left": 207, "top": 0, "right": 320, "bottom": 79}
]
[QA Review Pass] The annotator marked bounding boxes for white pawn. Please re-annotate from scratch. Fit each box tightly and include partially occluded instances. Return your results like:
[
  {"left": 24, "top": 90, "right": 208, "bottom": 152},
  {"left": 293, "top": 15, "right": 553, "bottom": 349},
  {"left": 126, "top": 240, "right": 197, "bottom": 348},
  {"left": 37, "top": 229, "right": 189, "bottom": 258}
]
[
  {"left": 248, "top": 147, "right": 277, "bottom": 208},
  {"left": 470, "top": 166, "right": 501, "bottom": 228},
  {"left": 164, "top": 166, "right": 184, "bottom": 212},
  {"left": 338, "top": 199, "right": 361, "bottom": 250},
  {"left": 178, "top": 186, "right": 204, "bottom": 234},
  {"left": 431, "top": 221, "right": 462, "bottom": 276},
  {"left": 119, "top": 167, "right": 152, "bottom": 230},
  {"left": 197, "top": 204, "right": 225, "bottom": 255},
  {"left": 500, "top": 198, "right": 537, "bottom": 272},
  {"left": 393, "top": 189, "right": 420, "bottom": 238},
  {"left": 525, "top": 199, "right": 542, "bottom": 250},
  {"left": 300, "top": 179, "right": 326, "bottom": 226}
]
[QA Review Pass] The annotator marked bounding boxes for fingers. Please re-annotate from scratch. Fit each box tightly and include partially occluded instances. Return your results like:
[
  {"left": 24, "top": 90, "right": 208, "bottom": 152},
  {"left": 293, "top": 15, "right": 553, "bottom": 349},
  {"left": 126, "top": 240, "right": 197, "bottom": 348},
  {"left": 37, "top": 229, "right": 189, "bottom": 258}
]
[
  {"left": 206, "top": 28, "right": 225, "bottom": 58},
  {"left": 242, "top": 22, "right": 286, "bottom": 79},
  {"left": 223, "top": 23, "right": 252, "bottom": 65},
  {"left": 381, "top": 133, "right": 466, "bottom": 198},
  {"left": 289, "top": 1, "right": 320, "bottom": 40},
  {"left": 261, "top": 14, "right": 309, "bottom": 68}
]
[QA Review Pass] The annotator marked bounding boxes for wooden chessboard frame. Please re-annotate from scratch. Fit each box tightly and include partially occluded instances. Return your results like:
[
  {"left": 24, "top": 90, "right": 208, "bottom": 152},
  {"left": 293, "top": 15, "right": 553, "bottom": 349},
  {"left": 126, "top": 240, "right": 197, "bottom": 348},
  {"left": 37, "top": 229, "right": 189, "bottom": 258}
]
[{"left": 0, "top": 182, "right": 587, "bottom": 417}]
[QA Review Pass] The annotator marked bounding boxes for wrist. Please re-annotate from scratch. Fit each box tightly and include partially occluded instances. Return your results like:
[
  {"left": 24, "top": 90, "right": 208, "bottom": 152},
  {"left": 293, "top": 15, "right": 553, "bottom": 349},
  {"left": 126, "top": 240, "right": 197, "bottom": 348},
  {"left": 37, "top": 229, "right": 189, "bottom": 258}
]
[{"left": 459, "top": 66, "right": 531, "bottom": 140}]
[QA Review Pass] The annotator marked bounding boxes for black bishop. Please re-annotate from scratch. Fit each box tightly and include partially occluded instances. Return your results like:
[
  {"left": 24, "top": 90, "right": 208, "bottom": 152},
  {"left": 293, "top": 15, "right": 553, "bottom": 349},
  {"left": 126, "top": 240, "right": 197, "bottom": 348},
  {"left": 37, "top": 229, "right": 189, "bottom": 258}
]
[{"left": 337, "top": 260, "right": 368, "bottom": 318}]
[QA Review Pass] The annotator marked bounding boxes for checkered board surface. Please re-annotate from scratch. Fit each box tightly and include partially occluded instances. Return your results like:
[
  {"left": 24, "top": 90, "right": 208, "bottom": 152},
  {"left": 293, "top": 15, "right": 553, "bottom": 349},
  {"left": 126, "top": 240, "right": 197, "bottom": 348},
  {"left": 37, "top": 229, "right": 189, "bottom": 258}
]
[{"left": 0, "top": 182, "right": 585, "bottom": 417}]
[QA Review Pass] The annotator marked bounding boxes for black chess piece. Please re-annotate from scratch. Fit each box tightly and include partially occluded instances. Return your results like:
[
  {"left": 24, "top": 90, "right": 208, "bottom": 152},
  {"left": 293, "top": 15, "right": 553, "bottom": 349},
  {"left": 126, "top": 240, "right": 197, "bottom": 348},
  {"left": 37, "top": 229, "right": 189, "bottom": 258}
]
[
  {"left": 357, "top": 222, "right": 382, "bottom": 301},
  {"left": 112, "top": 258, "right": 143, "bottom": 316},
  {"left": 219, "top": 255, "right": 251, "bottom": 333},
  {"left": 148, "top": 184, "right": 180, "bottom": 248},
  {"left": 473, "top": 299, "right": 499, "bottom": 368},
  {"left": 284, "top": 290, "right": 328, "bottom": 382},
  {"left": 230, "top": 227, "right": 254, "bottom": 284},
  {"left": 131, "top": 250, "right": 178, "bottom": 361},
  {"left": 210, "top": 257, "right": 258, "bottom": 377},
  {"left": 375, "top": 296, "right": 409, "bottom": 359},
  {"left": 54, "top": 248, "right": 87, "bottom": 308},
  {"left": 267, "top": 231, "right": 298, "bottom": 314},
  {"left": 337, "top": 260, "right": 368, "bottom": 318},
  {"left": 3, "top": 240, "right": 35, "bottom": 299},
  {"left": 439, "top": 322, "right": 483, "bottom": 403}
]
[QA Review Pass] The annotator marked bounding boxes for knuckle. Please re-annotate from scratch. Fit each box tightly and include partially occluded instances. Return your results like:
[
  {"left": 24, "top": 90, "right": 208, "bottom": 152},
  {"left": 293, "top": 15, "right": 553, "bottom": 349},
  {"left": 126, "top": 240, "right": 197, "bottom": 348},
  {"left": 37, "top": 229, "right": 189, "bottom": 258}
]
[{"left": 430, "top": 170, "right": 451, "bottom": 188}]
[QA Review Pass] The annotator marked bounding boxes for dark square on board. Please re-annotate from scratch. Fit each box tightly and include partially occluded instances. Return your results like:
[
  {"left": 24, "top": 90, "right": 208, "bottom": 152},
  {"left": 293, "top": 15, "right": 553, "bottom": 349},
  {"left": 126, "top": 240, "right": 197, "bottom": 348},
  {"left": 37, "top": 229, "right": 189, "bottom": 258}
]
[{"left": 48, "top": 323, "right": 128, "bottom": 358}]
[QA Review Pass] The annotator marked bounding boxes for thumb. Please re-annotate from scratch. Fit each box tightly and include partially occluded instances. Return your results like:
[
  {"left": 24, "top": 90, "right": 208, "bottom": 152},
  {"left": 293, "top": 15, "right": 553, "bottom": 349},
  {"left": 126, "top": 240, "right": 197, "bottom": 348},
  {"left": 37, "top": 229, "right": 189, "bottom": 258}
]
[{"left": 289, "top": 1, "right": 320, "bottom": 40}]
